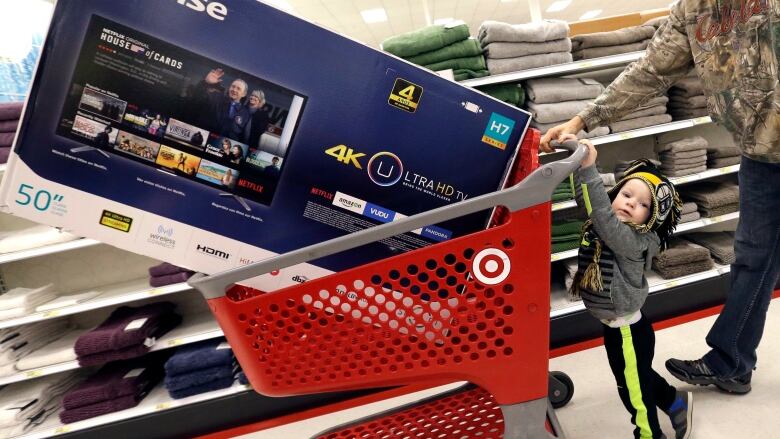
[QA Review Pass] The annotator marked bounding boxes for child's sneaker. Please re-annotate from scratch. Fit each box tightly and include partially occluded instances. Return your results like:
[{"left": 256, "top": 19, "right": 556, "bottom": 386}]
[{"left": 665, "top": 390, "right": 693, "bottom": 439}]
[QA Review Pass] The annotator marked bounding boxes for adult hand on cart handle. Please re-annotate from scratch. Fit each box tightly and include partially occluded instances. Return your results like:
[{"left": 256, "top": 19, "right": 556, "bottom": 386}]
[{"left": 539, "top": 116, "right": 586, "bottom": 153}]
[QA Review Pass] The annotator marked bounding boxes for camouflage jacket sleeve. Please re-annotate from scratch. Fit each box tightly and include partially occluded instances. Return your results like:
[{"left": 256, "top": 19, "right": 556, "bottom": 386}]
[{"left": 578, "top": 3, "right": 694, "bottom": 131}]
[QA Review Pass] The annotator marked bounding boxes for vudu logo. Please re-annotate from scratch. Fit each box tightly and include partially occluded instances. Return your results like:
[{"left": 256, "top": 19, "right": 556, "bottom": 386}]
[
  {"left": 157, "top": 225, "right": 174, "bottom": 237},
  {"left": 367, "top": 152, "right": 403, "bottom": 186}
]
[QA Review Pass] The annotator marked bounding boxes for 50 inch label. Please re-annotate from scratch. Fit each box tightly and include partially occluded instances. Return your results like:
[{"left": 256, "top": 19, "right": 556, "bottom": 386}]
[{"left": 15, "top": 183, "right": 64, "bottom": 212}]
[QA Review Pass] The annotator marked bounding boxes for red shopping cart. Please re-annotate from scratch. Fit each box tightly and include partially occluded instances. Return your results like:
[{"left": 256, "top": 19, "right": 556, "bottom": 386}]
[{"left": 189, "top": 138, "right": 586, "bottom": 439}]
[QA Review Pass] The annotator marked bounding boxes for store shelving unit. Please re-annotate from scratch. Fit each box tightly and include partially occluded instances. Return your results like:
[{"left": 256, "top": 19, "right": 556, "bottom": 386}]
[{"left": 0, "top": 238, "right": 101, "bottom": 264}]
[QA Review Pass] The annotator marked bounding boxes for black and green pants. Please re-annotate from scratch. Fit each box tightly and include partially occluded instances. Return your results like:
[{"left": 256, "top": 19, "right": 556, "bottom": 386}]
[{"left": 603, "top": 313, "right": 677, "bottom": 439}]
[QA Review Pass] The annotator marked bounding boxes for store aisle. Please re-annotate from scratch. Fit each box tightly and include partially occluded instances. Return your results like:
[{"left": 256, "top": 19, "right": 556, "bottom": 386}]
[{"left": 551, "top": 297, "right": 780, "bottom": 438}]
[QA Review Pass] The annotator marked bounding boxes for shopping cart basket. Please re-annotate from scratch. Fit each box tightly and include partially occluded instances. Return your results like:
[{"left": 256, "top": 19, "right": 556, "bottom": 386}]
[{"left": 189, "top": 139, "right": 586, "bottom": 439}]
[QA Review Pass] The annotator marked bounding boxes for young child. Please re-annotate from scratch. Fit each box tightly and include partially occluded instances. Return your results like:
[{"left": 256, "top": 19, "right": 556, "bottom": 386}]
[{"left": 566, "top": 135, "right": 692, "bottom": 439}]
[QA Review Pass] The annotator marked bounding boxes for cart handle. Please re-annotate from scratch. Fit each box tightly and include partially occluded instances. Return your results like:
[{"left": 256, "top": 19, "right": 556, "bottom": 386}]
[{"left": 189, "top": 140, "right": 587, "bottom": 300}]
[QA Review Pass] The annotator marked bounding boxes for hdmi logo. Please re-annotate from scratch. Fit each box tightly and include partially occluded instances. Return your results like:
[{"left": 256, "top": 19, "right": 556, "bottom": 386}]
[{"left": 175, "top": 0, "right": 228, "bottom": 21}]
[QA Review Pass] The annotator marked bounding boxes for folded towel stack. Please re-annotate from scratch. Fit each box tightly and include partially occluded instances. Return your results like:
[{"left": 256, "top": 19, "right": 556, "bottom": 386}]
[
  {"left": 476, "top": 83, "right": 525, "bottom": 107},
  {"left": 571, "top": 25, "right": 656, "bottom": 60},
  {"left": 652, "top": 238, "right": 715, "bottom": 279},
  {"left": 551, "top": 219, "right": 584, "bottom": 253},
  {"left": 655, "top": 136, "right": 708, "bottom": 177},
  {"left": 705, "top": 143, "right": 741, "bottom": 169},
  {"left": 75, "top": 302, "right": 182, "bottom": 366},
  {"left": 0, "top": 225, "right": 79, "bottom": 254},
  {"left": 478, "top": 20, "right": 572, "bottom": 75},
  {"left": 382, "top": 22, "right": 488, "bottom": 81},
  {"left": 644, "top": 16, "right": 669, "bottom": 29},
  {"left": 15, "top": 329, "right": 81, "bottom": 371},
  {"left": 668, "top": 74, "right": 708, "bottom": 120},
  {"left": 680, "top": 201, "right": 701, "bottom": 223},
  {"left": 0, "top": 319, "right": 69, "bottom": 376},
  {"left": 681, "top": 181, "right": 739, "bottom": 217},
  {"left": 685, "top": 232, "right": 736, "bottom": 265},
  {"left": 148, "top": 262, "right": 196, "bottom": 287},
  {"left": 0, "top": 283, "right": 58, "bottom": 320},
  {"left": 0, "top": 372, "right": 82, "bottom": 436},
  {"left": 524, "top": 77, "right": 609, "bottom": 138},
  {"left": 607, "top": 95, "right": 672, "bottom": 133},
  {"left": 164, "top": 338, "right": 236, "bottom": 399},
  {"left": 552, "top": 176, "right": 576, "bottom": 202},
  {"left": 0, "top": 102, "right": 22, "bottom": 163},
  {"left": 60, "top": 354, "right": 167, "bottom": 423},
  {"left": 563, "top": 259, "right": 578, "bottom": 293}
]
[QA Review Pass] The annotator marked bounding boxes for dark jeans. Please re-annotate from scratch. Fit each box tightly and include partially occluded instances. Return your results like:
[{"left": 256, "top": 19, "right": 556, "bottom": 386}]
[
  {"left": 703, "top": 156, "right": 780, "bottom": 378},
  {"left": 604, "top": 314, "right": 677, "bottom": 439}
]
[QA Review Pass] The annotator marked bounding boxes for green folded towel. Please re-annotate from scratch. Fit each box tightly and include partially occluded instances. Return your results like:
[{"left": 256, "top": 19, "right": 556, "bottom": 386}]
[
  {"left": 552, "top": 240, "right": 580, "bottom": 254},
  {"left": 552, "top": 192, "right": 575, "bottom": 202},
  {"left": 477, "top": 83, "right": 525, "bottom": 106},
  {"left": 423, "top": 55, "right": 487, "bottom": 73},
  {"left": 454, "top": 69, "right": 490, "bottom": 81},
  {"left": 552, "top": 233, "right": 581, "bottom": 243},
  {"left": 406, "top": 39, "right": 483, "bottom": 66},
  {"left": 552, "top": 219, "right": 584, "bottom": 237},
  {"left": 383, "top": 23, "right": 471, "bottom": 58}
]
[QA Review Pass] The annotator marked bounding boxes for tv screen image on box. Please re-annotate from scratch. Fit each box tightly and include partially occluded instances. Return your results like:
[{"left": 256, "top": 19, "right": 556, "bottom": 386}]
[{"left": 56, "top": 14, "right": 306, "bottom": 208}]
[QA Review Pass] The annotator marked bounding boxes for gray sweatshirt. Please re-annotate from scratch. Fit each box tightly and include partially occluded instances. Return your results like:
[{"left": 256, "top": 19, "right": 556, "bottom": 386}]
[{"left": 573, "top": 165, "right": 660, "bottom": 323}]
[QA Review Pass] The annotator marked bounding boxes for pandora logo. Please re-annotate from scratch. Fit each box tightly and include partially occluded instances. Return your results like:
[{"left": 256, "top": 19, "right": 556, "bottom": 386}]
[{"left": 175, "top": 0, "right": 228, "bottom": 21}]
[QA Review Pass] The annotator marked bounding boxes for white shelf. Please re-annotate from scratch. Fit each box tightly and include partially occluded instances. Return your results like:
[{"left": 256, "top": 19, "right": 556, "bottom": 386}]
[
  {"left": 0, "top": 238, "right": 101, "bottom": 264},
  {"left": 0, "top": 164, "right": 6, "bottom": 174},
  {"left": 463, "top": 51, "right": 646, "bottom": 87},
  {"left": 17, "top": 381, "right": 251, "bottom": 439},
  {"left": 0, "top": 313, "right": 223, "bottom": 386},
  {"left": 550, "top": 211, "right": 739, "bottom": 262},
  {"left": 550, "top": 264, "right": 732, "bottom": 318},
  {"left": 549, "top": 163, "right": 738, "bottom": 212},
  {"left": 590, "top": 117, "right": 712, "bottom": 146},
  {"left": 0, "top": 279, "right": 193, "bottom": 330}
]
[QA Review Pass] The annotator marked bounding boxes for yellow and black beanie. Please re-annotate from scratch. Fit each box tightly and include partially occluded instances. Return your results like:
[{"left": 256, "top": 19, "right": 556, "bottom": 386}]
[{"left": 607, "top": 158, "right": 682, "bottom": 249}]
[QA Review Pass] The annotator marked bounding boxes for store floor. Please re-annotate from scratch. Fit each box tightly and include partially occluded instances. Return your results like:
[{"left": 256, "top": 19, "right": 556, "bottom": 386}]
[{"left": 551, "top": 296, "right": 780, "bottom": 438}]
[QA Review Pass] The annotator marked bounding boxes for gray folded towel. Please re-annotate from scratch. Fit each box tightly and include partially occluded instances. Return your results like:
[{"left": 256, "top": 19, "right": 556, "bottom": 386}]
[
  {"left": 615, "top": 104, "right": 668, "bottom": 121},
  {"left": 660, "top": 165, "right": 707, "bottom": 176},
  {"left": 530, "top": 121, "right": 610, "bottom": 139},
  {"left": 681, "top": 202, "right": 698, "bottom": 215},
  {"left": 655, "top": 136, "right": 708, "bottom": 154},
  {"left": 653, "top": 238, "right": 711, "bottom": 269},
  {"left": 478, "top": 20, "right": 570, "bottom": 45},
  {"left": 644, "top": 16, "right": 668, "bottom": 28},
  {"left": 483, "top": 38, "right": 571, "bottom": 59},
  {"left": 680, "top": 211, "right": 701, "bottom": 223},
  {"left": 486, "top": 52, "right": 573, "bottom": 75},
  {"left": 526, "top": 99, "right": 593, "bottom": 124},
  {"left": 609, "top": 114, "right": 672, "bottom": 133},
  {"left": 659, "top": 155, "right": 708, "bottom": 168},
  {"left": 683, "top": 181, "right": 739, "bottom": 208},
  {"left": 571, "top": 25, "right": 657, "bottom": 50},
  {"left": 654, "top": 258, "right": 715, "bottom": 279},
  {"left": 685, "top": 232, "right": 735, "bottom": 265},
  {"left": 659, "top": 149, "right": 707, "bottom": 160},
  {"left": 708, "top": 156, "right": 741, "bottom": 168},
  {"left": 640, "top": 96, "right": 671, "bottom": 107},
  {"left": 669, "top": 95, "right": 707, "bottom": 108},
  {"left": 669, "top": 76, "right": 704, "bottom": 97},
  {"left": 573, "top": 40, "right": 650, "bottom": 61},
  {"left": 524, "top": 77, "right": 604, "bottom": 104},
  {"left": 699, "top": 203, "right": 739, "bottom": 218},
  {"left": 706, "top": 144, "right": 740, "bottom": 158}
]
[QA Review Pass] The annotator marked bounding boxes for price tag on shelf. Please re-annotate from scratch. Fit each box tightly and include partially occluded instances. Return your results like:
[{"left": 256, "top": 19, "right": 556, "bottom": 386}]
[
  {"left": 692, "top": 116, "right": 710, "bottom": 125},
  {"left": 551, "top": 253, "right": 560, "bottom": 261},
  {"left": 156, "top": 402, "right": 171, "bottom": 410},
  {"left": 719, "top": 166, "right": 734, "bottom": 174},
  {"left": 167, "top": 339, "right": 183, "bottom": 347},
  {"left": 147, "top": 288, "right": 163, "bottom": 296},
  {"left": 702, "top": 218, "right": 713, "bottom": 225},
  {"left": 43, "top": 310, "right": 60, "bottom": 318},
  {"left": 619, "top": 133, "right": 632, "bottom": 140},
  {"left": 579, "top": 62, "right": 594, "bottom": 69},
  {"left": 26, "top": 370, "right": 42, "bottom": 378},
  {"left": 665, "top": 280, "right": 679, "bottom": 288},
  {"left": 54, "top": 426, "right": 71, "bottom": 434}
]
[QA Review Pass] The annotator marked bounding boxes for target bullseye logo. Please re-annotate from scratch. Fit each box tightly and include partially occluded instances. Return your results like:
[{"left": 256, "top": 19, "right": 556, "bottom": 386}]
[{"left": 472, "top": 248, "right": 511, "bottom": 285}]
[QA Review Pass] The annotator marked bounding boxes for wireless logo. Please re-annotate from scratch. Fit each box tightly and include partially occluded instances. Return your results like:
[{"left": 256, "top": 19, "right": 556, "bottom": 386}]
[
  {"left": 157, "top": 225, "right": 174, "bottom": 237},
  {"left": 367, "top": 152, "right": 403, "bottom": 187}
]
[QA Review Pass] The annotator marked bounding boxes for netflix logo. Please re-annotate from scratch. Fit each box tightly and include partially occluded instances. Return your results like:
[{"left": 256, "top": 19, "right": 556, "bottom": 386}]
[
  {"left": 310, "top": 187, "right": 333, "bottom": 200},
  {"left": 238, "top": 179, "right": 264, "bottom": 193}
]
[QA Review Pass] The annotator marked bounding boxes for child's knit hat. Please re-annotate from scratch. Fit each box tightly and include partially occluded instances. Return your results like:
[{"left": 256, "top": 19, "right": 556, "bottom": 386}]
[{"left": 607, "top": 158, "right": 682, "bottom": 249}]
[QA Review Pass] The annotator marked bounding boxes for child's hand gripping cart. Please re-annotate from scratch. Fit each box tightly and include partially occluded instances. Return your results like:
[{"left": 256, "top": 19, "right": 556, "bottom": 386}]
[{"left": 188, "top": 139, "right": 588, "bottom": 439}]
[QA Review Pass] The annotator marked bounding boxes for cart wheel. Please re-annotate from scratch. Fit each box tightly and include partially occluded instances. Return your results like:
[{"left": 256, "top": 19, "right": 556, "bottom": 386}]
[{"left": 548, "top": 371, "right": 574, "bottom": 409}]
